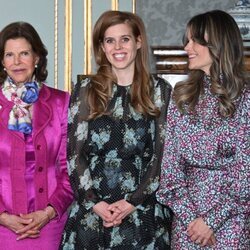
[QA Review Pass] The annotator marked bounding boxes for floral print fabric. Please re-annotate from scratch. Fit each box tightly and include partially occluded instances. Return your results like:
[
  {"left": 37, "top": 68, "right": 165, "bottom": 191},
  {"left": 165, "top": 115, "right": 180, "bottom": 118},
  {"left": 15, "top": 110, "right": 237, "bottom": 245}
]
[
  {"left": 156, "top": 76, "right": 250, "bottom": 249},
  {"left": 60, "top": 76, "right": 172, "bottom": 250}
]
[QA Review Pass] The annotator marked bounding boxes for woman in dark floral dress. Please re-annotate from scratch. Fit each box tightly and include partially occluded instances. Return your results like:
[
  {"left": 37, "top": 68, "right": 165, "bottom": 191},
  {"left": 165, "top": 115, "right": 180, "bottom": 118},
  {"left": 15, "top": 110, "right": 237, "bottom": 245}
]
[
  {"left": 157, "top": 10, "right": 250, "bottom": 249},
  {"left": 60, "top": 10, "right": 172, "bottom": 250}
]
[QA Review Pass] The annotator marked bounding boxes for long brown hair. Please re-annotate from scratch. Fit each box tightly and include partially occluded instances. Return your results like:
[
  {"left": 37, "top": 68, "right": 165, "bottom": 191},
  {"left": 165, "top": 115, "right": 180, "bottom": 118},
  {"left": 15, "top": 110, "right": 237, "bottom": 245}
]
[
  {"left": 0, "top": 21, "right": 48, "bottom": 84},
  {"left": 88, "top": 10, "right": 159, "bottom": 119},
  {"left": 174, "top": 10, "right": 248, "bottom": 117}
]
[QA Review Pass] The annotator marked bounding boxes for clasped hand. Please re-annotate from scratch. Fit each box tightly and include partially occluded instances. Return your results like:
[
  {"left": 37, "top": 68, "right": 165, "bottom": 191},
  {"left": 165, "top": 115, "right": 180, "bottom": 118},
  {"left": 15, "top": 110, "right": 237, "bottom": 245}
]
[
  {"left": 93, "top": 199, "right": 135, "bottom": 228},
  {"left": 0, "top": 209, "right": 51, "bottom": 240},
  {"left": 187, "top": 217, "right": 216, "bottom": 247}
]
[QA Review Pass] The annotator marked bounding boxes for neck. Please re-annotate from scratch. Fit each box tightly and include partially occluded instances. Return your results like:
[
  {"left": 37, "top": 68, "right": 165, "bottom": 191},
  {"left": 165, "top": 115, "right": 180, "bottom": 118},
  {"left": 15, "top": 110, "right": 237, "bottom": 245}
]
[
  {"left": 8, "top": 75, "right": 35, "bottom": 88},
  {"left": 15, "top": 82, "right": 25, "bottom": 88},
  {"left": 112, "top": 66, "right": 134, "bottom": 86}
]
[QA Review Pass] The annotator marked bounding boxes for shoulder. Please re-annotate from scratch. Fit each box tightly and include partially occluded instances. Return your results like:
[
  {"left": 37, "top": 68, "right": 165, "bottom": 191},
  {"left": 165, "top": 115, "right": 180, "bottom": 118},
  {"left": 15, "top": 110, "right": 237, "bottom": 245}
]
[
  {"left": 40, "top": 84, "right": 70, "bottom": 108},
  {"left": 237, "top": 85, "right": 250, "bottom": 105},
  {"left": 71, "top": 77, "right": 91, "bottom": 103},
  {"left": 240, "top": 86, "right": 250, "bottom": 112},
  {"left": 151, "top": 74, "right": 172, "bottom": 107},
  {"left": 151, "top": 74, "right": 172, "bottom": 92},
  {"left": 243, "top": 85, "right": 250, "bottom": 98},
  {"left": 42, "top": 83, "right": 69, "bottom": 99},
  {"left": 69, "top": 77, "right": 91, "bottom": 119}
]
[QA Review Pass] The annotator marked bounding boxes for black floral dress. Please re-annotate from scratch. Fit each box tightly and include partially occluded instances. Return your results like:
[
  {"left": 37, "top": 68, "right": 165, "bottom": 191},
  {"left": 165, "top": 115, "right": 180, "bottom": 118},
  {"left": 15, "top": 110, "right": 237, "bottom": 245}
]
[{"left": 60, "top": 76, "right": 172, "bottom": 250}]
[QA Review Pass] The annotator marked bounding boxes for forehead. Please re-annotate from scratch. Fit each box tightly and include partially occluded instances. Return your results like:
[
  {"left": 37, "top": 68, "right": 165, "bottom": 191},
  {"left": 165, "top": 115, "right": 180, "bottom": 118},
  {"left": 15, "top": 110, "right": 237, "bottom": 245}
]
[
  {"left": 104, "top": 23, "right": 133, "bottom": 37},
  {"left": 4, "top": 38, "right": 32, "bottom": 51}
]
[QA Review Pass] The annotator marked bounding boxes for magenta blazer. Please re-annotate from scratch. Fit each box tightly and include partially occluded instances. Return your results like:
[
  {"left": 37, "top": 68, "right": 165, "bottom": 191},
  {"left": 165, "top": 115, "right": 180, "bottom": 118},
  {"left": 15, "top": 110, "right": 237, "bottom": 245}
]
[{"left": 0, "top": 84, "right": 73, "bottom": 218}]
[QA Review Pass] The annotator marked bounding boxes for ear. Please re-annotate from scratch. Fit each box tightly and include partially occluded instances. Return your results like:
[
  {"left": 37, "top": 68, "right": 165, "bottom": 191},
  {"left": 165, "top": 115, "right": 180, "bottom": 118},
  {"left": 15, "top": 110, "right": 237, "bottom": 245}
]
[
  {"left": 35, "top": 55, "right": 40, "bottom": 65},
  {"left": 136, "top": 36, "right": 142, "bottom": 49},
  {"left": 101, "top": 42, "right": 105, "bottom": 52}
]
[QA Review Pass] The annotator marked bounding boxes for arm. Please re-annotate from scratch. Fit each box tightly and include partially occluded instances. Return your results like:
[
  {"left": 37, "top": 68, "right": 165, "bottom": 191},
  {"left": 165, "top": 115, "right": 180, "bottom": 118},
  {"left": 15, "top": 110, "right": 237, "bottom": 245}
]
[
  {"left": 125, "top": 76, "right": 172, "bottom": 208},
  {"left": 202, "top": 89, "right": 250, "bottom": 231},
  {"left": 47, "top": 91, "right": 74, "bottom": 218},
  {"left": 156, "top": 97, "right": 198, "bottom": 228},
  {"left": 67, "top": 79, "right": 99, "bottom": 210},
  {"left": 0, "top": 200, "right": 6, "bottom": 215}
]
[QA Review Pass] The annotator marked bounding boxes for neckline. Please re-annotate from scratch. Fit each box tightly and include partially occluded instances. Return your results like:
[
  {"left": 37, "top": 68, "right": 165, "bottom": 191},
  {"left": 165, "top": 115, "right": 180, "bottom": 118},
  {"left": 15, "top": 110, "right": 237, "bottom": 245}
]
[{"left": 116, "top": 82, "right": 132, "bottom": 87}]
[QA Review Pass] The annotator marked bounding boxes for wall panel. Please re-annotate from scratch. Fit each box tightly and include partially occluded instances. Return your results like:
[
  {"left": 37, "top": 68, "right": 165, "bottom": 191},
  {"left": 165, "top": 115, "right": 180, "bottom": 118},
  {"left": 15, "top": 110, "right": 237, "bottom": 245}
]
[{"left": 0, "top": 0, "right": 134, "bottom": 90}]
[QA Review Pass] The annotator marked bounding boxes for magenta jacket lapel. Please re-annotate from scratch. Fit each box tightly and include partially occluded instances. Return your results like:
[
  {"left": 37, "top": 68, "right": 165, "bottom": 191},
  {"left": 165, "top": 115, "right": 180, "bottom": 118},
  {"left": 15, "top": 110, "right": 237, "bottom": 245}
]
[{"left": 32, "top": 84, "right": 52, "bottom": 140}]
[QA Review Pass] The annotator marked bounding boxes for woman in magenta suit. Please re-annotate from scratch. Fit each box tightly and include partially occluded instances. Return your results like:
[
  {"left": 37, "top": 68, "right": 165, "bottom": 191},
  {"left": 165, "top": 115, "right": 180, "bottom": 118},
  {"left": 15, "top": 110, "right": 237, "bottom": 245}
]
[{"left": 0, "top": 21, "right": 73, "bottom": 250}]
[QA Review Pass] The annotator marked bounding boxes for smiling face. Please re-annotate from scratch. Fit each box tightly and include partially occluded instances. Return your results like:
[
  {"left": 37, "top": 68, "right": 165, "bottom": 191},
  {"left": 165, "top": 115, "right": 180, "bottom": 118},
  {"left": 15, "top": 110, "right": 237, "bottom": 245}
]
[
  {"left": 184, "top": 30, "right": 212, "bottom": 75},
  {"left": 2, "top": 38, "right": 39, "bottom": 86},
  {"left": 101, "top": 23, "right": 141, "bottom": 79}
]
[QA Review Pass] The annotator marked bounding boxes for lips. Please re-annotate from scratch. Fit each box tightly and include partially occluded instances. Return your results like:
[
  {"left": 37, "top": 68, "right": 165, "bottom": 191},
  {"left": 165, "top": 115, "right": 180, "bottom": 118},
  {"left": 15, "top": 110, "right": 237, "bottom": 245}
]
[
  {"left": 113, "top": 53, "right": 125, "bottom": 60},
  {"left": 188, "top": 54, "right": 196, "bottom": 59},
  {"left": 13, "top": 68, "right": 26, "bottom": 73}
]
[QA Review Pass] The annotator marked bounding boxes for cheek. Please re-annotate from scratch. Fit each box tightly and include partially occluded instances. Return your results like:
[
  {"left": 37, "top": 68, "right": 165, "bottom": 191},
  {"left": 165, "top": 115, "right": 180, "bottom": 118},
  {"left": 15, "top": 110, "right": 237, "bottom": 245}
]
[
  {"left": 202, "top": 47, "right": 210, "bottom": 56},
  {"left": 2, "top": 60, "right": 11, "bottom": 69},
  {"left": 101, "top": 43, "right": 110, "bottom": 54},
  {"left": 103, "top": 48, "right": 112, "bottom": 58},
  {"left": 205, "top": 51, "right": 212, "bottom": 64}
]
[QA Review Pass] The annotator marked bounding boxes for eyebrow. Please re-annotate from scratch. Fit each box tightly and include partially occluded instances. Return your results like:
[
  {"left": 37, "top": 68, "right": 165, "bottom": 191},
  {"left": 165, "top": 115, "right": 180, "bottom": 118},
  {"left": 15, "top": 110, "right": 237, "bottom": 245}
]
[
  {"left": 4, "top": 49, "right": 32, "bottom": 53},
  {"left": 104, "top": 34, "right": 132, "bottom": 39}
]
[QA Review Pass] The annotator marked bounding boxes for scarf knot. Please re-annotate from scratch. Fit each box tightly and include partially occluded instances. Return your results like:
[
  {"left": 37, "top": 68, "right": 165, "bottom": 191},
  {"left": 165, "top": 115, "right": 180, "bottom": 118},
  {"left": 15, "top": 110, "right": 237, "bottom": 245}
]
[
  {"left": 2, "top": 77, "right": 41, "bottom": 134},
  {"left": 21, "top": 81, "right": 39, "bottom": 103}
]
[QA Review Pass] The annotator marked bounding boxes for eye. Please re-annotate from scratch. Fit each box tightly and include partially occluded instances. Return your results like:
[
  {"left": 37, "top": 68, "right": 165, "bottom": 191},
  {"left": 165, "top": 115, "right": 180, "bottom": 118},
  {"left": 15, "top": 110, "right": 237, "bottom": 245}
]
[
  {"left": 4, "top": 52, "right": 13, "bottom": 57},
  {"left": 183, "top": 39, "right": 189, "bottom": 46},
  {"left": 20, "top": 51, "right": 30, "bottom": 56},
  {"left": 121, "top": 37, "right": 130, "bottom": 43},
  {"left": 104, "top": 38, "right": 114, "bottom": 44}
]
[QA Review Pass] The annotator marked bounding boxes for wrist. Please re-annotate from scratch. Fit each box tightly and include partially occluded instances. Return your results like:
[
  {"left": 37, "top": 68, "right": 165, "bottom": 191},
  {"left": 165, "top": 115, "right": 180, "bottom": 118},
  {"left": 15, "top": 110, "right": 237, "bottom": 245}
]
[
  {"left": 0, "top": 212, "right": 8, "bottom": 226},
  {"left": 43, "top": 206, "right": 56, "bottom": 221}
]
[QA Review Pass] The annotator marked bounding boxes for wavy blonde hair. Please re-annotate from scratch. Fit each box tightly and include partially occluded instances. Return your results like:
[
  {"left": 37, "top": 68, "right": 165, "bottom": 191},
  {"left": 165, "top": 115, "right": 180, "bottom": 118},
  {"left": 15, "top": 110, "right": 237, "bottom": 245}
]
[
  {"left": 87, "top": 10, "right": 159, "bottom": 119},
  {"left": 174, "top": 10, "right": 248, "bottom": 117}
]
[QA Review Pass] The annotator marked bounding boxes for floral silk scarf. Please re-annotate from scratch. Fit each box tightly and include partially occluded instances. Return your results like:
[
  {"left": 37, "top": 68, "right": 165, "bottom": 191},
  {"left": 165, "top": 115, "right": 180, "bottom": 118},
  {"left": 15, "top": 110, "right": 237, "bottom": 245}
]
[{"left": 2, "top": 77, "right": 41, "bottom": 134}]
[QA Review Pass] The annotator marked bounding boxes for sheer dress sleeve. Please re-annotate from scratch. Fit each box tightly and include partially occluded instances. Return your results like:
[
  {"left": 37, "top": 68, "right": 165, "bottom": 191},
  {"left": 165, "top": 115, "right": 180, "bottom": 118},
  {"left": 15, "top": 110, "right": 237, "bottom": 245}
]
[
  {"left": 67, "top": 78, "right": 99, "bottom": 209},
  {"left": 126, "top": 76, "right": 172, "bottom": 207}
]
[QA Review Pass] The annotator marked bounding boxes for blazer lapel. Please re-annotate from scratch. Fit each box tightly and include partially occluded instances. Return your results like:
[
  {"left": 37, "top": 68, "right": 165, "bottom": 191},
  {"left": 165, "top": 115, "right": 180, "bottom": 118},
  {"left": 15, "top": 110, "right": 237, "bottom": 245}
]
[{"left": 32, "top": 84, "right": 52, "bottom": 139}]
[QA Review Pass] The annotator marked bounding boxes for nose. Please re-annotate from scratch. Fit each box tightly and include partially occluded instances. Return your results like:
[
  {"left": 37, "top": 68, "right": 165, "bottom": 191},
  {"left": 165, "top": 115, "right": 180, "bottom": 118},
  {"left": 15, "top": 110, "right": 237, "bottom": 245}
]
[
  {"left": 184, "top": 41, "right": 192, "bottom": 52},
  {"left": 184, "top": 43, "right": 190, "bottom": 52},
  {"left": 114, "top": 41, "right": 122, "bottom": 50},
  {"left": 14, "top": 55, "right": 21, "bottom": 65}
]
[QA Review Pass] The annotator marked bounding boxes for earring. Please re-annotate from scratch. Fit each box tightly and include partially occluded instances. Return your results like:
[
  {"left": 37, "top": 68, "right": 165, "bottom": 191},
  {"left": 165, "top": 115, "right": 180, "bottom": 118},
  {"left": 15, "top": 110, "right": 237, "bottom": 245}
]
[
  {"left": 35, "top": 64, "right": 38, "bottom": 68},
  {"left": 3, "top": 67, "right": 6, "bottom": 71}
]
